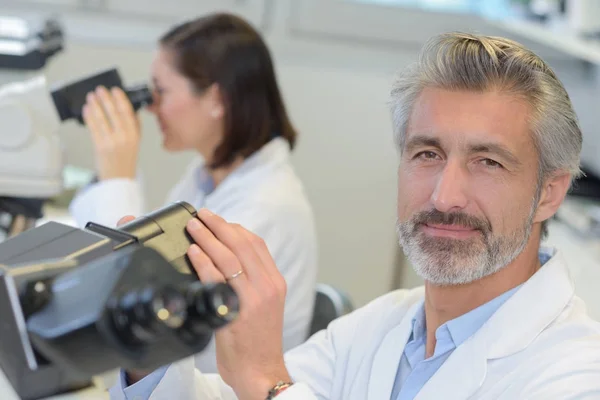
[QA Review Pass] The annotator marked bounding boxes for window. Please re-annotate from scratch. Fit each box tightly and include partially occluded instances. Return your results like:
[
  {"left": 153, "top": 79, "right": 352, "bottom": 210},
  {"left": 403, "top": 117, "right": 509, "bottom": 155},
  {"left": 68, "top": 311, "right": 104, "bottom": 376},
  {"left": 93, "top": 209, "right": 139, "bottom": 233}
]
[{"left": 346, "top": 0, "right": 515, "bottom": 17}]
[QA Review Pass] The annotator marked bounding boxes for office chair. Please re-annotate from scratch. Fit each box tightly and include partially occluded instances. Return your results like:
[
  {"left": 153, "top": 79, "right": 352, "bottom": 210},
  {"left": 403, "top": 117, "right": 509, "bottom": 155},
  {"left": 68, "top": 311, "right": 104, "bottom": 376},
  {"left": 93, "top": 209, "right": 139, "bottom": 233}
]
[{"left": 309, "top": 283, "right": 354, "bottom": 337}]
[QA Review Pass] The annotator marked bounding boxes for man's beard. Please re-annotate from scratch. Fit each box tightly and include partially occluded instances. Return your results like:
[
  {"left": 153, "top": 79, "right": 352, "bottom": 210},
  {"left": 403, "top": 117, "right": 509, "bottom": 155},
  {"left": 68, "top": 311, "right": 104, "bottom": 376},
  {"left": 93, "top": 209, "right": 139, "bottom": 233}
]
[{"left": 396, "top": 201, "right": 537, "bottom": 286}]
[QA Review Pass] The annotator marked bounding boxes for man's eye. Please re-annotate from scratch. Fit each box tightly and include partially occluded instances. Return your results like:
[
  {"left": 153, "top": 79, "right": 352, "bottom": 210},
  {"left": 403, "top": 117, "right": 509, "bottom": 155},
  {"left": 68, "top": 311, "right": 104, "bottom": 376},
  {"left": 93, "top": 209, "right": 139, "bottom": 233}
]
[
  {"left": 416, "top": 151, "right": 439, "bottom": 160},
  {"left": 481, "top": 158, "right": 502, "bottom": 168}
]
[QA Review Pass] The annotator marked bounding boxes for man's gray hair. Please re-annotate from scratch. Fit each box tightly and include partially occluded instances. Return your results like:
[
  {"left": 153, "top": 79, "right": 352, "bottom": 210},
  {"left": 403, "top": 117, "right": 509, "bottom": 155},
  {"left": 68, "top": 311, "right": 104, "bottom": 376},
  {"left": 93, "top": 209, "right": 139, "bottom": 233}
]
[{"left": 391, "top": 32, "right": 583, "bottom": 238}]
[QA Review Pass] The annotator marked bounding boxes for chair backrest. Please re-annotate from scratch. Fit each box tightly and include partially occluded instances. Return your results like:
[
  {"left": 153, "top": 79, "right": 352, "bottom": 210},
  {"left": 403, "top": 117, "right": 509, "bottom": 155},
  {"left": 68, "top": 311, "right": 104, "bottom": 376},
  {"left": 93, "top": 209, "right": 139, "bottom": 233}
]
[{"left": 309, "top": 283, "right": 354, "bottom": 337}]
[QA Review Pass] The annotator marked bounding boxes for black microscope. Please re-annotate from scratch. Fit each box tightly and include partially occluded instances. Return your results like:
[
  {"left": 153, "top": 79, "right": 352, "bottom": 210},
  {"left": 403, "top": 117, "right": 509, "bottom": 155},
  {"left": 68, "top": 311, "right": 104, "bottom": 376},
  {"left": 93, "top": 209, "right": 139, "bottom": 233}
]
[{"left": 0, "top": 201, "right": 239, "bottom": 400}]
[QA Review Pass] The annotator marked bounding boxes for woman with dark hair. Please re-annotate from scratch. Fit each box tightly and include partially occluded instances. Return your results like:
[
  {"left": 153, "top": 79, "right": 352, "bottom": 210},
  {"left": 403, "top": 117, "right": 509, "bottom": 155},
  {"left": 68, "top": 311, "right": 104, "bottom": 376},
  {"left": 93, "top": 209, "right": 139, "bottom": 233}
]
[{"left": 69, "top": 13, "right": 317, "bottom": 372}]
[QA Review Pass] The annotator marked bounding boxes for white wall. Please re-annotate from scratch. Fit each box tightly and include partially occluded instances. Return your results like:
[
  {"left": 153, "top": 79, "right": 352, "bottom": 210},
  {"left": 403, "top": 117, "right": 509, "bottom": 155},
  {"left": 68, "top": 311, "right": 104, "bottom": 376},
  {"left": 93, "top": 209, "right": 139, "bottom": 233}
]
[{"left": 11, "top": 0, "right": 600, "bottom": 307}]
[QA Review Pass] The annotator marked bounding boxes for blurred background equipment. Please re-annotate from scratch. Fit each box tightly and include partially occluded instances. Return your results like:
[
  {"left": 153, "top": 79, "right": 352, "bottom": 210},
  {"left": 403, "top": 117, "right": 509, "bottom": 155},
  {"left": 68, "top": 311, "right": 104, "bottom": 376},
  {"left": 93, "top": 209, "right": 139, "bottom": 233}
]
[
  {"left": 0, "top": 13, "right": 152, "bottom": 240},
  {"left": 0, "top": 14, "right": 63, "bottom": 73},
  {"left": 0, "top": 201, "right": 238, "bottom": 400},
  {"left": 0, "top": 76, "right": 63, "bottom": 237},
  {"left": 0, "top": 15, "right": 65, "bottom": 239},
  {"left": 0, "top": 69, "right": 151, "bottom": 240},
  {"left": 309, "top": 283, "right": 354, "bottom": 336}
]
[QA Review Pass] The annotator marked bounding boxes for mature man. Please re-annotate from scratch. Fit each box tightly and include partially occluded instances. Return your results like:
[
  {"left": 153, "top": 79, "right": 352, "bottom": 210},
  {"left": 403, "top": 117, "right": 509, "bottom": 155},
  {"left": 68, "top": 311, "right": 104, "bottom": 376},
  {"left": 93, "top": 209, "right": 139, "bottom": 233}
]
[{"left": 111, "top": 32, "right": 600, "bottom": 400}]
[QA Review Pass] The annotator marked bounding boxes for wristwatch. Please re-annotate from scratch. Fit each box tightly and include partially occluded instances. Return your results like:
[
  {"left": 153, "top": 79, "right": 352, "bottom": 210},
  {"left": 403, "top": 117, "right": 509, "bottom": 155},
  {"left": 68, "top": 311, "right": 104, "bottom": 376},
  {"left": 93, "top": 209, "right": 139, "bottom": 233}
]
[{"left": 266, "top": 380, "right": 294, "bottom": 399}]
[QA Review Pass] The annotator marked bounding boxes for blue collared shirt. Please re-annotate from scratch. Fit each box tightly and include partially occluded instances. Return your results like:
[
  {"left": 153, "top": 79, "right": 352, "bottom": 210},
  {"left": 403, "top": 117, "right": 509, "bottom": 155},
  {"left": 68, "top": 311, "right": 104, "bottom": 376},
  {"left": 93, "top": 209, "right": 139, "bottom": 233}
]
[
  {"left": 121, "top": 365, "right": 168, "bottom": 400},
  {"left": 390, "top": 250, "right": 552, "bottom": 400}
]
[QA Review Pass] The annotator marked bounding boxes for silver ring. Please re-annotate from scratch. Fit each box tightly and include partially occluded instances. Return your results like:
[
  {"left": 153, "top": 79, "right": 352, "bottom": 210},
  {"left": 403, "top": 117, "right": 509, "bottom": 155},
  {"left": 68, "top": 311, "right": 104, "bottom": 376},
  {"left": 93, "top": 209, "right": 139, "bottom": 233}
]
[{"left": 226, "top": 269, "right": 244, "bottom": 281}]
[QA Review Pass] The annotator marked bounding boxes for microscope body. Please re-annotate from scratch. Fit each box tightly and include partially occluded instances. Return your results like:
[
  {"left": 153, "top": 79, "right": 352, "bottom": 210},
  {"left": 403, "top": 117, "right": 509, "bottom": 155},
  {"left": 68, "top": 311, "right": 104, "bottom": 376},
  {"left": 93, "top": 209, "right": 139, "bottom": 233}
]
[
  {"left": 0, "top": 76, "right": 64, "bottom": 238},
  {"left": 0, "top": 201, "right": 198, "bottom": 275},
  {"left": 0, "top": 202, "right": 238, "bottom": 400},
  {"left": 0, "top": 14, "right": 65, "bottom": 237},
  {"left": 0, "top": 75, "right": 63, "bottom": 199},
  {"left": 0, "top": 69, "right": 153, "bottom": 239},
  {"left": 0, "top": 14, "right": 152, "bottom": 239}
]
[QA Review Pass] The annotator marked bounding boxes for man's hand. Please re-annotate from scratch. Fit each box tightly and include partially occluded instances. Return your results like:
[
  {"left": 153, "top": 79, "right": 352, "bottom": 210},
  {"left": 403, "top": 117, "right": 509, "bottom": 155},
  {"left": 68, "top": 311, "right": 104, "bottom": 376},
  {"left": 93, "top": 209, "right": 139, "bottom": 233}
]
[
  {"left": 186, "top": 209, "right": 292, "bottom": 400},
  {"left": 117, "top": 215, "right": 136, "bottom": 226}
]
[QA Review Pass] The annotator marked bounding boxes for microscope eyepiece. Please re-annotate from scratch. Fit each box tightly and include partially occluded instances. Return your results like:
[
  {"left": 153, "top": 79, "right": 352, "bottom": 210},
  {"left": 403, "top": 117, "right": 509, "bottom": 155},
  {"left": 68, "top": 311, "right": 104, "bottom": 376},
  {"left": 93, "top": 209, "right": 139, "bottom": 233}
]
[
  {"left": 151, "top": 286, "right": 188, "bottom": 329},
  {"left": 109, "top": 285, "right": 188, "bottom": 347},
  {"left": 125, "top": 83, "right": 153, "bottom": 112},
  {"left": 51, "top": 67, "right": 153, "bottom": 124},
  {"left": 108, "top": 281, "right": 238, "bottom": 348},
  {"left": 187, "top": 281, "right": 239, "bottom": 328}
]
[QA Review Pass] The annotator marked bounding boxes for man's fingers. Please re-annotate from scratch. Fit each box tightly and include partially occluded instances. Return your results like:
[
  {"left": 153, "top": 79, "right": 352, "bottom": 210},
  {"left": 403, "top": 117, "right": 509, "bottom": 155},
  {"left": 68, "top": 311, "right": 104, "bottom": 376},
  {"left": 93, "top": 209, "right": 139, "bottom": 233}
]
[
  {"left": 188, "top": 244, "right": 226, "bottom": 283},
  {"left": 195, "top": 210, "right": 270, "bottom": 284},
  {"left": 186, "top": 218, "right": 249, "bottom": 288},
  {"left": 234, "top": 225, "right": 287, "bottom": 298},
  {"left": 117, "top": 215, "right": 136, "bottom": 227},
  {"left": 235, "top": 225, "right": 280, "bottom": 278},
  {"left": 187, "top": 244, "right": 265, "bottom": 327}
]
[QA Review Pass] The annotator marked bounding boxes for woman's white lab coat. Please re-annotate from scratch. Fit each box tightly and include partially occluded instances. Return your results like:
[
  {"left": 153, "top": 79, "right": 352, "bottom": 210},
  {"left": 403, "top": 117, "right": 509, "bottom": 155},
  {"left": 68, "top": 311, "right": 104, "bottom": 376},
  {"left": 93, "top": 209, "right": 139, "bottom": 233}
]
[
  {"left": 110, "top": 248, "right": 600, "bottom": 399},
  {"left": 70, "top": 138, "right": 318, "bottom": 373}
]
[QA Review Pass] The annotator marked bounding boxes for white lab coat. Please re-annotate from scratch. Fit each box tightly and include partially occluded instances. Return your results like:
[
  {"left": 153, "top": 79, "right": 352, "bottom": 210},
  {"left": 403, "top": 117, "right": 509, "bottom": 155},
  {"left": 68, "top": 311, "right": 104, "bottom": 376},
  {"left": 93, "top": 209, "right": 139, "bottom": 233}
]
[
  {"left": 110, "top": 248, "right": 600, "bottom": 399},
  {"left": 70, "top": 138, "right": 318, "bottom": 372}
]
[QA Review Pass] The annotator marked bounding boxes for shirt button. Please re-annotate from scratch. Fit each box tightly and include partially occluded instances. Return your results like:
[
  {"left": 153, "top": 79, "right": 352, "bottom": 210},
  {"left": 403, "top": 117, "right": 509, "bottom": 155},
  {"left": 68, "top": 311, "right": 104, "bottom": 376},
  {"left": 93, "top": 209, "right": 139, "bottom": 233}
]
[{"left": 133, "top": 396, "right": 142, "bottom": 400}]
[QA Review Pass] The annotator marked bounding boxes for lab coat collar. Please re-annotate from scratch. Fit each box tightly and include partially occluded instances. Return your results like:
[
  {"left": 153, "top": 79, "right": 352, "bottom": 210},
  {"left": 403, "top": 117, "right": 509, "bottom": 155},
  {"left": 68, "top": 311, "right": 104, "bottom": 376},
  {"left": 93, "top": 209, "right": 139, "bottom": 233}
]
[
  {"left": 367, "top": 297, "right": 423, "bottom": 400},
  {"left": 483, "top": 247, "right": 573, "bottom": 358},
  {"left": 233, "top": 137, "right": 291, "bottom": 176},
  {"left": 415, "top": 247, "right": 574, "bottom": 400},
  {"left": 366, "top": 247, "right": 574, "bottom": 400}
]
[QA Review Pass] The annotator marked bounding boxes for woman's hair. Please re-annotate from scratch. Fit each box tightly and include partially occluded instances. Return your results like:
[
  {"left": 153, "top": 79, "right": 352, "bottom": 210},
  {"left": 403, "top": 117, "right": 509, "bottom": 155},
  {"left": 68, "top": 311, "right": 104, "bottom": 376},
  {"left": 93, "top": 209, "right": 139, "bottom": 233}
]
[{"left": 160, "top": 13, "right": 296, "bottom": 168}]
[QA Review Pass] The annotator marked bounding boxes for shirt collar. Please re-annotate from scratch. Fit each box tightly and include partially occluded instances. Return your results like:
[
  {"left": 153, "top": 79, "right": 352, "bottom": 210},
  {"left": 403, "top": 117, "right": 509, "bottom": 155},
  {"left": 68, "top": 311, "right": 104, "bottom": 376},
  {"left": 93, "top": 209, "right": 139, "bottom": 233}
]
[
  {"left": 408, "top": 248, "right": 555, "bottom": 347},
  {"left": 444, "top": 284, "right": 520, "bottom": 347}
]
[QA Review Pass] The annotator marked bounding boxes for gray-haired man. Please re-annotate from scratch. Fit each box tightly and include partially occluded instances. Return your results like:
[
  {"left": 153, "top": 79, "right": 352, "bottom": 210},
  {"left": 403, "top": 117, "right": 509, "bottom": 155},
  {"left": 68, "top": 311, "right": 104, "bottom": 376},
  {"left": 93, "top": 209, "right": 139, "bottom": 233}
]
[{"left": 111, "top": 32, "right": 600, "bottom": 400}]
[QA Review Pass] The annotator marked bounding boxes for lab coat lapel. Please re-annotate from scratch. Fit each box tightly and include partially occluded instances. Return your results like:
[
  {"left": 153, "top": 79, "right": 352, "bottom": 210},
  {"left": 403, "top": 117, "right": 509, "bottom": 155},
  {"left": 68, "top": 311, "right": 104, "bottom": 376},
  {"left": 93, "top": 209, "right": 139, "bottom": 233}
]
[
  {"left": 414, "top": 333, "right": 488, "bottom": 400},
  {"left": 484, "top": 249, "right": 574, "bottom": 358},
  {"left": 149, "top": 358, "right": 198, "bottom": 400},
  {"left": 414, "top": 249, "right": 574, "bottom": 399},
  {"left": 367, "top": 302, "right": 421, "bottom": 400}
]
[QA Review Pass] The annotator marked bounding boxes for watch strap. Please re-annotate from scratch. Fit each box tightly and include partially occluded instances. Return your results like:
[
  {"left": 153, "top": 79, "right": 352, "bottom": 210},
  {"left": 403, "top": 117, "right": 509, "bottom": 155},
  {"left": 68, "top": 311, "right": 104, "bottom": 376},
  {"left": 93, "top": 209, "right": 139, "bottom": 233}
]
[{"left": 266, "top": 380, "right": 294, "bottom": 399}]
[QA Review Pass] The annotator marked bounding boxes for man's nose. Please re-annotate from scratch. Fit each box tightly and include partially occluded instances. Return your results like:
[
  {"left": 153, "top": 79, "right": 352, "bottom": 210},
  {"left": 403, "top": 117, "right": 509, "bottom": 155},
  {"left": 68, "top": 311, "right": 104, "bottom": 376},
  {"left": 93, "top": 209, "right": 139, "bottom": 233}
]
[{"left": 430, "top": 161, "right": 469, "bottom": 213}]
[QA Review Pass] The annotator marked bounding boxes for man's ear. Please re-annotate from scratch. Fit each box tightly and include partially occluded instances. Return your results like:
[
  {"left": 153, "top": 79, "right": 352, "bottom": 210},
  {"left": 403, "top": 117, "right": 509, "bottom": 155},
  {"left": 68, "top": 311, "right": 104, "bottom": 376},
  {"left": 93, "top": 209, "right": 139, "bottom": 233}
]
[{"left": 533, "top": 172, "right": 571, "bottom": 224}]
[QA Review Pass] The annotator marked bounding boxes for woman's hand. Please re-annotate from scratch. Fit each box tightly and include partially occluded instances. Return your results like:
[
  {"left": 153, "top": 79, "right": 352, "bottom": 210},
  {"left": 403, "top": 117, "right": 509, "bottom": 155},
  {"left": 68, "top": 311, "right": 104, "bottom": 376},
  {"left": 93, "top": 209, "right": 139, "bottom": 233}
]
[
  {"left": 83, "top": 86, "right": 141, "bottom": 181},
  {"left": 186, "top": 209, "right": 292, "bottom": 400}
]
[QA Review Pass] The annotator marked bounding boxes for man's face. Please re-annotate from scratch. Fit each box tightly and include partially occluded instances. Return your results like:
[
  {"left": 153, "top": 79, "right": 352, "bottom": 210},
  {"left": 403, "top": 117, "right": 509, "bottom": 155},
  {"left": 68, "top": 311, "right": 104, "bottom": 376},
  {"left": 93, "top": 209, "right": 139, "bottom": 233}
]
[{"left": 397, "top": 87, "right": 541, "bottom": 285}]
